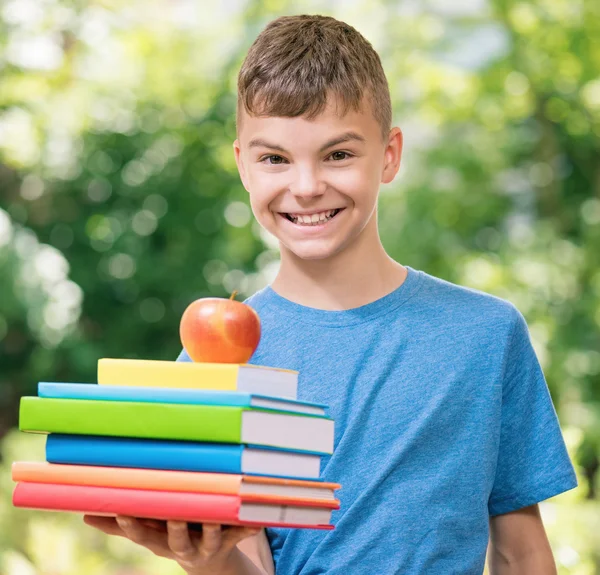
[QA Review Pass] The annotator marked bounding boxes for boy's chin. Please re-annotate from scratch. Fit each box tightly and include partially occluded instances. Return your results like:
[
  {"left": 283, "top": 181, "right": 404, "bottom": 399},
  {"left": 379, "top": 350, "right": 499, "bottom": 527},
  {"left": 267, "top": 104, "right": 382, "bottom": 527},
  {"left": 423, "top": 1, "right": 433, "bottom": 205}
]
[{"left": 280, "top": 241, "right": 342, "bottom": 262}]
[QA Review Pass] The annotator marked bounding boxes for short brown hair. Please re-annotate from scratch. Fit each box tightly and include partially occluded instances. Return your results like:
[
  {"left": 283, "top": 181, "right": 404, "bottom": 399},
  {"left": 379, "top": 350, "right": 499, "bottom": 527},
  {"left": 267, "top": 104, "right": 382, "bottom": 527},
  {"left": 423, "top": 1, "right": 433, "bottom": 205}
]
[{"left": 237, "top": 15, "right": 392, "bottom": 138}]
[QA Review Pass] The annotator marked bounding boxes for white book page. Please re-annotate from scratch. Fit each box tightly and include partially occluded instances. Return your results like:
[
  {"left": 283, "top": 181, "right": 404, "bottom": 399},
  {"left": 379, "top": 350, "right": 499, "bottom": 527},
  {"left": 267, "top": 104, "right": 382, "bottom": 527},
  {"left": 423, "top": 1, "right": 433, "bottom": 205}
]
[
  {"left": 239, "top": 503, "right": 332, "bottom": 525},
  {"left": 241, "top": 411, "right": 334, "bottom": 453},
  {"left": 242, "top": 448, "right": 321, "bottom": 479}
]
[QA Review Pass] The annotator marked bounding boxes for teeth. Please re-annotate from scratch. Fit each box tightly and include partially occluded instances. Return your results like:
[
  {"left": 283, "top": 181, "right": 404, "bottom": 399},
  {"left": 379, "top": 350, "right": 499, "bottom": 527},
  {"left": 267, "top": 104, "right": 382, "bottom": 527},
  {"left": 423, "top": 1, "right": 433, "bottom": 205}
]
[{"left": 287, "top": 209, "right": 339, "bottom": 226}]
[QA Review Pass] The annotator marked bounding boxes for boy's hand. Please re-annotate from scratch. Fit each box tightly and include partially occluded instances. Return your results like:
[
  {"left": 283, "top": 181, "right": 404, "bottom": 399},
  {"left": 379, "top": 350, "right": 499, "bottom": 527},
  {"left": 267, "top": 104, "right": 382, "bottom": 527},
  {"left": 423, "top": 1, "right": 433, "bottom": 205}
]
[{"left": 84, "top": 514, "right": 261, "bottom": 575}]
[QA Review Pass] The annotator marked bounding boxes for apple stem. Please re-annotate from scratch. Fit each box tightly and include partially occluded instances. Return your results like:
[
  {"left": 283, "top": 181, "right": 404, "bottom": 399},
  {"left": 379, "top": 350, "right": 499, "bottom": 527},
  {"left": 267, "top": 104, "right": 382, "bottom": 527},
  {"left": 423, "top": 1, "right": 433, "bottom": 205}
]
[{"left": 230, "top": 290, "right": 238, "bottom": 301}]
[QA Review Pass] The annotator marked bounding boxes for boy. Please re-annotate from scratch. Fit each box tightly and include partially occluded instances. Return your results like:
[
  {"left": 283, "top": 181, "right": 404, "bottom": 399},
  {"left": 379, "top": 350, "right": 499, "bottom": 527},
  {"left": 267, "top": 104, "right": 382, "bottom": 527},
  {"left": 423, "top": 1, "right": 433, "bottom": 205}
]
[{"left": 85, "top": 14, "right": 578, "bottom": 575}]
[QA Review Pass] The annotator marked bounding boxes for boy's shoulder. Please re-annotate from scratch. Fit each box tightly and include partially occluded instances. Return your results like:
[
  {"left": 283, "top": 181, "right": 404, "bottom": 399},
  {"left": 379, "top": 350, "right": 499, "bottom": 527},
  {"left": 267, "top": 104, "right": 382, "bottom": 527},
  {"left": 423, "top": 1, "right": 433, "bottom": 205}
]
[
  {"left": 243, "top": 269, "right": 535, "bottom": 380},
  {"left": 417, "top": 268, "right": 521, "bottom": 316},
  {"left": 245, "top": 267, "right": 523, "bottom": 332},
  {"left": 411, "top": 269, "right": 527, "bottom": 345}
]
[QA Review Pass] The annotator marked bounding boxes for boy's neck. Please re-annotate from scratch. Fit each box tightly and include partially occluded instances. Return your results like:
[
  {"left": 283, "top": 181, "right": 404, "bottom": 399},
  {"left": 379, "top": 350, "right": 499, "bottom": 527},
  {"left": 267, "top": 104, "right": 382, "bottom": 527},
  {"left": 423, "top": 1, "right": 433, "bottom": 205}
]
[{"left": 270, "top": 216, "right": 407, "bottom": 311}]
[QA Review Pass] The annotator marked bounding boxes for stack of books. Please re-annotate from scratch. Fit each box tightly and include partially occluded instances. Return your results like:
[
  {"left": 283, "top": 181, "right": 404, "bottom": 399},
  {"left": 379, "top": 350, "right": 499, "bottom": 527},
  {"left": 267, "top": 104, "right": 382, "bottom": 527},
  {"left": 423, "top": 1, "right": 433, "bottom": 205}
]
[{"left": 12, "top": 358, "right": 340, "bottom": 530}]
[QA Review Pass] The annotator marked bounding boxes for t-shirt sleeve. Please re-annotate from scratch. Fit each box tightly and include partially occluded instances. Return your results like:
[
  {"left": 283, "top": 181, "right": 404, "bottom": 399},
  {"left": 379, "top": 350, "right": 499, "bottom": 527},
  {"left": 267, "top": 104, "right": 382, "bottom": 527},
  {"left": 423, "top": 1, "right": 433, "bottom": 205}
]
[
  {"left": 176, "top": 348, "right": 192, "bottom": 362},
  {"left": 488, "top": 308, "right": 578, "bottom": 516}
]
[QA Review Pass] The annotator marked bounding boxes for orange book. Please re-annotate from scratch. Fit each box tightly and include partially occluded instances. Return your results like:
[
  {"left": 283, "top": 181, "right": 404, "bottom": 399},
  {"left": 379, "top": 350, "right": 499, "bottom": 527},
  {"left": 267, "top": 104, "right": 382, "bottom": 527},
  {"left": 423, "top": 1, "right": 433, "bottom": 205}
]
[{"left": 12, "top": 462, "right": 340, "bottom": 507}]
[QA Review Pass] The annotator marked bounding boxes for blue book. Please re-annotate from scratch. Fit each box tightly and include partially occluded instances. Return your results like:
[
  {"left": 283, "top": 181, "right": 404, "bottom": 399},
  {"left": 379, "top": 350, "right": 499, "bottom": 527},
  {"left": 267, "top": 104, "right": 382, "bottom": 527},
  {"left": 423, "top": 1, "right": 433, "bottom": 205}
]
[
  {"left": 38, "top": 382, "right": 327, "bottom": 417},
  {"left": 45, "top": 434, "right": 323, "bottom": 480}
]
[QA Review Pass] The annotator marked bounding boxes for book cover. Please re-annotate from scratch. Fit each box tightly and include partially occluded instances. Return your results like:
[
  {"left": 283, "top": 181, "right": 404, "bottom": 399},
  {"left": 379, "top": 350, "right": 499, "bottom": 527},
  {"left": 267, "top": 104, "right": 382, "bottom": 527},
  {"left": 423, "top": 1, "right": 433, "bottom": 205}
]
[
  {"left": 38, "top": 382, "right": 326, "bottom": 416},
  {"left": 12, "top": 462, "right": 340, "bottom": 505},
  {"left": 13, "top": 482, "right": 336, "bottom": 529},
  {"left": 20, "top": 397, "right": 241, "bottom": 443},
  {"left": 20, "top": 397, "right": 334, "bottom": 453},
  {"left": 98, "top": 358, "right": 298, "bottom": 399},
  {"left": 45, "top": 434, "right": 325, "bottom": 479}
]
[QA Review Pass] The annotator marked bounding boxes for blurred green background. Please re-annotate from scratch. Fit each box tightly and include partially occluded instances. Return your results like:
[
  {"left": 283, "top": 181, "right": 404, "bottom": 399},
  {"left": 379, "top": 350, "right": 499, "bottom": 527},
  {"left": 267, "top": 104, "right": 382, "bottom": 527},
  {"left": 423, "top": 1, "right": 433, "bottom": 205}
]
[{"left": 0, "top": 0, "right": 599, "bottom": 573}]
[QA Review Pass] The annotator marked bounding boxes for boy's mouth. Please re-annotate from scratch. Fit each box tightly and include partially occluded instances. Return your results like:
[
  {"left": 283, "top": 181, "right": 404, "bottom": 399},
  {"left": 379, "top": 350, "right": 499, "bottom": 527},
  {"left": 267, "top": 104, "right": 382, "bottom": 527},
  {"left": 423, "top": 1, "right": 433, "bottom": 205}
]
[{"left": 280, "top": 208, "right": 343, "bottom": 226}]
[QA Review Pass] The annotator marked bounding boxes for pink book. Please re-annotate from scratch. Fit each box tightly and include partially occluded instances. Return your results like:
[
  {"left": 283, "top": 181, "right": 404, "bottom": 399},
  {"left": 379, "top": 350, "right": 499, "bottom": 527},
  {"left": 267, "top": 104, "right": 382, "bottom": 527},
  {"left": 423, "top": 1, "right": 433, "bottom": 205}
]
[{"left": 13, "top": 482, "right": 336, "bottom": 530}]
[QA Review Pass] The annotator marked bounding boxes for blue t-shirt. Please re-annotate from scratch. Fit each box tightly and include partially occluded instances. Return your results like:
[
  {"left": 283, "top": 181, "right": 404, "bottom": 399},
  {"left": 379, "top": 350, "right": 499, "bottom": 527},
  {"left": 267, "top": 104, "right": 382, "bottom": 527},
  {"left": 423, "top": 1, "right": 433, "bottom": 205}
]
[{"left": 178, "top": 266, "right": 577, "bottom": 574}]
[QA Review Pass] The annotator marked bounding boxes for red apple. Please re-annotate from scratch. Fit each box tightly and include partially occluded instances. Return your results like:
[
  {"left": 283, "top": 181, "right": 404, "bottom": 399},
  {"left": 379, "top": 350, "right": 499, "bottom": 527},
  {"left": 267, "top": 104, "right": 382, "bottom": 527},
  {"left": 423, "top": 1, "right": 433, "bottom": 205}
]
[{"left": 179, "top": 293, "right": 261, "bottom": 363}]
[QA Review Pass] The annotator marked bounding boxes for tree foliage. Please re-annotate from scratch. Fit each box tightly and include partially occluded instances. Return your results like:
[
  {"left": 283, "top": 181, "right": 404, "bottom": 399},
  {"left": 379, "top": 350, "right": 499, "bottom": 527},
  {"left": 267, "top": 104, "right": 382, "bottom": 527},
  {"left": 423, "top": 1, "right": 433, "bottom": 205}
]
[{"left": 0, "top": 0, "right": 598, "bottom": 571}]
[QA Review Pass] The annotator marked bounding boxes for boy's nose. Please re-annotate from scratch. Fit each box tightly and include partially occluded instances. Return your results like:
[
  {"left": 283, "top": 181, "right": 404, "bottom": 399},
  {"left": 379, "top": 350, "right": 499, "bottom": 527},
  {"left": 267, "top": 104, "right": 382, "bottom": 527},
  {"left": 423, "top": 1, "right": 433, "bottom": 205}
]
[{"left": 290, "top": 168, "right": 326, "bottom": 198}]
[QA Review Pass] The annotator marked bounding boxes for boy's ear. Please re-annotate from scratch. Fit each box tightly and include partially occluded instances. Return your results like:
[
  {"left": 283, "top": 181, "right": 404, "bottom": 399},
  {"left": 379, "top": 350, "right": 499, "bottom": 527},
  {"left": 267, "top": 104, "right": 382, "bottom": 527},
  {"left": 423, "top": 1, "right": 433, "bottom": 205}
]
[
  {"left": 381, "top": 127, "right": 403, "bottom": 185},
  {"left": 233, "top": 139, "right": 250, "bottom": 192}
]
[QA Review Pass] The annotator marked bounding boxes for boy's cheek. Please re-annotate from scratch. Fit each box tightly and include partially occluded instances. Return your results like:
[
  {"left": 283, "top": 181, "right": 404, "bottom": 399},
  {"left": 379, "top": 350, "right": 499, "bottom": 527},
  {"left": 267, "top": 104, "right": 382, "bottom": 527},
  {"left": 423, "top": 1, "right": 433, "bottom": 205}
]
[
  {"left": 248, "top": 180, "right": 287, "bottom": 211},
  {"left": 247, "top": 193, "right": 277, "bottom": 227}
]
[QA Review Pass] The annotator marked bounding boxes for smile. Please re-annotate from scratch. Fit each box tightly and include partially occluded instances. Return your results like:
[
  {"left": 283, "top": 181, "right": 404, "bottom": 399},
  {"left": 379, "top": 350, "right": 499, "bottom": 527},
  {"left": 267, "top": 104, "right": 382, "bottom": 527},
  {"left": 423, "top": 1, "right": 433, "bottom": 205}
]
[{"left": 280, "top": 209, "right": 344, "bottom": 226}]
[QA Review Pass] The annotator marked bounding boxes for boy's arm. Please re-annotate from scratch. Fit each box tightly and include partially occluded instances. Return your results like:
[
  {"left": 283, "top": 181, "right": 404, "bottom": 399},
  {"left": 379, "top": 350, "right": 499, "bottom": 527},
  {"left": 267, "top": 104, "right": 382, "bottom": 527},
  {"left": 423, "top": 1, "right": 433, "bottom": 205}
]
[
  {"left": 237, "top": 529, "right": 275, "bottom": 575},
  {"left": 488, "top": 504, "right": 557, "bottom": 574}
]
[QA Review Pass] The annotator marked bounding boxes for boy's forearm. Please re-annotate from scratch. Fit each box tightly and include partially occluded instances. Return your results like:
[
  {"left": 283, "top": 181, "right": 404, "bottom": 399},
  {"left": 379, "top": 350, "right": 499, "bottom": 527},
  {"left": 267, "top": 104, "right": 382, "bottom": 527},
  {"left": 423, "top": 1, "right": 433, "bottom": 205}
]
[
  {"left": 181, "top": 548, "right": 268, "bottom": 575},
  {"left": 488, "top": 547, "right": 557, "bottom": 575},
  {"left": 216, "top": 548, "right": 270, "bottom": 575}
]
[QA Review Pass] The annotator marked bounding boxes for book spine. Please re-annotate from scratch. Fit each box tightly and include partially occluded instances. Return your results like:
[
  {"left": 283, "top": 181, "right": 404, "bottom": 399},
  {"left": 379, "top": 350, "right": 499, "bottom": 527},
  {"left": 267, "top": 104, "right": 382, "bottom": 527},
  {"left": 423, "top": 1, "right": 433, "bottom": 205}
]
[
  {"left": 45, "top": 435, "right": 245, "bottom": 474},
  {"left": 12, "top": 462, "right": 243, "bottom": 495},
  {"left": 20, "top": 397, "right": 243, "bottom": 444},
  {"left": 98, "top": 359, "right": 240, "bottom": 391},
  {"left": 38, "top": 382, "right": 252, "bottom": 407},
  {"left": 13, "top": 482, "right": 242, "bottom": 524},
  {"left": 12, "top": 482, "right": 335, "bottom": 529}
]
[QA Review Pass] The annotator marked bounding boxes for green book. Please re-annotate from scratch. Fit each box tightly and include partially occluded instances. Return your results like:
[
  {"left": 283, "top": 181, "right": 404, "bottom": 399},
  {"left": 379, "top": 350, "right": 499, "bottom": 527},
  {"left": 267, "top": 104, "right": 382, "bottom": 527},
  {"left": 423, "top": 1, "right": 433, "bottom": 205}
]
[{"left": 19, "top": 397, "right": 334, "bottom": 454}]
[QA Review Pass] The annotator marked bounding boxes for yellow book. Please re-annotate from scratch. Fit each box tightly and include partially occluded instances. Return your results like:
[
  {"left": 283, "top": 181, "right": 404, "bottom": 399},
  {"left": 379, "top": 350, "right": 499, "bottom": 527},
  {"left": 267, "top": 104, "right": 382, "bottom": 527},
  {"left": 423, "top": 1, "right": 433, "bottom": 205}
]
[{"left": 98, "top": 359, "right": 298, "bottom": 400}]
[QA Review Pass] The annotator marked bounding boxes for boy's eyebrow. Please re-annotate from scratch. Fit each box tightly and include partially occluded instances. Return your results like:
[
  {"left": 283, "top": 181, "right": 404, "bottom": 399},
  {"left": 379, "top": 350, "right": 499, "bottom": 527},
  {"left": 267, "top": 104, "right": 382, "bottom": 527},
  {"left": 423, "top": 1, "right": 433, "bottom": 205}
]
[
  {"left": 318, "top": 131, "right": 366, "bottom": 152},
  {"left": 247, "top": 138, "right": 288, "bottom": 153},
  {"left": 247, "top": 131, "right": 366, "bottom": 153}
]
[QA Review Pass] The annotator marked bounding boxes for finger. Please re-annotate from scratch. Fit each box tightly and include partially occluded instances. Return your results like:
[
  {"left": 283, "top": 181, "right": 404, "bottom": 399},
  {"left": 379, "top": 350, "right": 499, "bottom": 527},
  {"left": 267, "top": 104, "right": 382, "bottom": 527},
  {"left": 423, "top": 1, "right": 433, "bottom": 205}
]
[
  {"left": 198, "top": 523, "right": 223, "bottom": 556},
  {"left": 116, "top": 516, "right": 170, "bottom": 557},
  {"left": 139, "top": 518, "right": 168, "bottom": 532},
  {"left": 84, "top": 515, "right": 127, "bottom": 537},
  {"left": 166, "top": 521, "right": 198, "bottom": 560},
  {"left": 222, "top": 525, "right": 261, "bottom": 551}
]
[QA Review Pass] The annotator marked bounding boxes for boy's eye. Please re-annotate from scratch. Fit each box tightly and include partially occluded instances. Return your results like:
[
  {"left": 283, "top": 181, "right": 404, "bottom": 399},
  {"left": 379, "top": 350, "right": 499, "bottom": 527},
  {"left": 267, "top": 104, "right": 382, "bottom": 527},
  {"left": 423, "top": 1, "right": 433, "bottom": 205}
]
[
  {"left": 330, "top": 151, "right": 351, "bottom": 161},
  {"left": 263, "top": 155, "right": 286, "bottom": 165}
]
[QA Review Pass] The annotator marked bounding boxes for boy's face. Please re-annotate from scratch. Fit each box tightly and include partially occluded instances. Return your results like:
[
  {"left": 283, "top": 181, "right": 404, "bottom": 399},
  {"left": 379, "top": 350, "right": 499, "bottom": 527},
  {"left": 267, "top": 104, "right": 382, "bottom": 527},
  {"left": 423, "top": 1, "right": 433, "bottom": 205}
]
[{"left": 233, "top": 96, "right": 402, "bottom": 262}]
